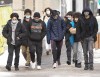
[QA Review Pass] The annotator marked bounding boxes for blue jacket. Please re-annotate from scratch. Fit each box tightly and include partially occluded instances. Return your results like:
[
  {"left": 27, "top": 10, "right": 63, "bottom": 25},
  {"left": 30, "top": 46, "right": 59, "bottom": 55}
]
[
  {"left": 47, "top": 17, "right": 66, "bottom": 44},
  {"left": 69, "top": 21, "right": 75, "bottom": 45}
]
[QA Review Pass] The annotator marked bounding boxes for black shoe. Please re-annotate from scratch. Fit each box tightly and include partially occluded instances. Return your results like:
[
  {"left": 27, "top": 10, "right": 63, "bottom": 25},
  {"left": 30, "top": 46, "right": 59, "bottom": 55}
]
[
  {"left": 84, "top": 66, "right": 89, "bottom": 70},
  {"left": 15, "top": 67, "right": 19, "bottom": 71},
  {"left": 77, "top": 63, "right": 82, "bottom": 68},
  {"left": 46, "top": 51, "right": 49, "bottom": 55},
  {"left": 67, "top": 61, "right": 71, "bottom": 65},
  {"left": 6, "top": 65, "right": 11, "bottom": 71}
]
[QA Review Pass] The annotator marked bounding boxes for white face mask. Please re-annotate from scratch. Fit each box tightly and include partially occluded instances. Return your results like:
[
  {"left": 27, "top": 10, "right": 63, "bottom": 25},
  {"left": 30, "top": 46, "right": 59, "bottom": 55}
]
[
  {"left": 25, "top": 15, "right": 31, "bottom": 19},
  {"left": 12, "top": 20, "right": 18, "bottom": 24}
]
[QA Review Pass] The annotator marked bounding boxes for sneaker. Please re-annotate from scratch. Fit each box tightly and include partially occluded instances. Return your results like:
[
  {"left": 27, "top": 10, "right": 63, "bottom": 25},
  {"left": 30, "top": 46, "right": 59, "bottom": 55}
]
[
  {"left": 25, "top": 63, "right": 30, "bottom": 68},
  {"left": 53, "top": 63, "right": 57, "bottom": 68},
  {"left": 6, "top": 65, "right": 11, "bottom": 71},
  {"left": 37, "top": 66, "right": 42, "bottom": 70},
  {"left": 31, "top": 62, "right": 36, "bottom": 69}
]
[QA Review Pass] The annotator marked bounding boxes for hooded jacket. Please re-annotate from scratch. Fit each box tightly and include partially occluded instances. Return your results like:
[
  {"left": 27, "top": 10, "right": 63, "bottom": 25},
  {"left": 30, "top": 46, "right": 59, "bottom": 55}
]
[
  {"left": 28, "top": 19, "right": 46, "bottom": 41},
  {"left": 80, "top": 8, "right": 98, "bottom": 42}
]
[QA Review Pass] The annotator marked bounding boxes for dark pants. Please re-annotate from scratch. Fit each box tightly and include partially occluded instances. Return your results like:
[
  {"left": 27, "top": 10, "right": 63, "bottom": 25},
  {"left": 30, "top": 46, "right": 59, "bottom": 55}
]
[
  {"left": 83, "top": 36, "right": 94, "bottom": 67},
  {"left": 7, "top": 44, "right": 20, "bottom": 67},
  {"left": 29, "top": 41, "right": 42, "bottom": 65},
  {"left": 65, "top": 40, "right": 71, "bottom": 63},
  {"left": 51, "top": 40, "right": 63, "bottom": 63}
]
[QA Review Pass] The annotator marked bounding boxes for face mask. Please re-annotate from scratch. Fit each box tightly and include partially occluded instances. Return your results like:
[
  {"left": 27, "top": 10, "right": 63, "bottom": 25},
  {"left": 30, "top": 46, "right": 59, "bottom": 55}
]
[
  {"left": 35, "top": 19, "right": 40, "bottom": 22},
  {"left": 25, "top": 15, "right": 31, "bottom": 19},
  {"left": 12, "top": 20, "right": 18, "bottom": 24},
  {"left": 68, "top": 17, "right": 72, "bottom": 21}
]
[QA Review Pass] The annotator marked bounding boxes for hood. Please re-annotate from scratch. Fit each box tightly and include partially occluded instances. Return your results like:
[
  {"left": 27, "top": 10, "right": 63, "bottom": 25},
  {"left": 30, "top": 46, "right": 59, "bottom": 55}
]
[{"left": 82, "top": 8, "right": 93, "bottom": 16}]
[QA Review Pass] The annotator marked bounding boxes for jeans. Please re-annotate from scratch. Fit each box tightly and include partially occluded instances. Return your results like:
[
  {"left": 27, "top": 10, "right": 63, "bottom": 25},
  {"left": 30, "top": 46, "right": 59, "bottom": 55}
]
[
  {"left": 51, "top": 40, "right": 63, "bottom": 63},
  {"left": 7, "top": 44, "right": 20, "bottom": 67},
  {"left": 83, "top": 36, "right": 94, "bottom": 66}
]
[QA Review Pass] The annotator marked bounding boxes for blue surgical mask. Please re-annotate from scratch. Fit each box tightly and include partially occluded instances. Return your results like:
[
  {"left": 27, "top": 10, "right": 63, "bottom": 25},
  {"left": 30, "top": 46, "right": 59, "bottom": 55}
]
[{"left": 68, "top": 17, "right": 71, "bottom": 21}]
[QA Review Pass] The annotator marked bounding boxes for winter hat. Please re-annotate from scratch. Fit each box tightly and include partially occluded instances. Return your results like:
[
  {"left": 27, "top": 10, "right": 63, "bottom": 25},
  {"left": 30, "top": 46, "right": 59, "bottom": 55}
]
[{"left": 33, "top": 12, "right": 40, "bottom": 18}]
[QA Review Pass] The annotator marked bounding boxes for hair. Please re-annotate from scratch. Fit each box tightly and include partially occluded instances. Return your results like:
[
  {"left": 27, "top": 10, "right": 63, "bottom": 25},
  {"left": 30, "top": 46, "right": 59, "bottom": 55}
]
[
  {"left": 66, "top": 11, "right": 74, "bottom": 16},
  {"left": 44, "top": 7, "right": 52, "bottom": 13},
  {"left": 73, "top": 12, "right": 81, "bottom": 18},
  {"left": 10, "top": 13, "right": 19, "bottom": 19},
  {"left": 51, "top": 10, "right": 58, "bottom": 16},
  {"left": 24, "top": 9, "right": 32, "bottom": 15}
]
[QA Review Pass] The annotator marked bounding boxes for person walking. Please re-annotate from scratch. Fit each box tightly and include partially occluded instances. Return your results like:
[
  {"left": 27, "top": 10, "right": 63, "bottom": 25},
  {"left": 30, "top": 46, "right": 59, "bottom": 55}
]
[
  {"left": 80, "top": 8, "right": 98, "bottom": 70},
  {"left": 21, "top": 9, "right": 32, "bottom": 67},
  {"left": 47, "top": 10, "right": 66, "bottom": 68},
  {"left": 2, "top": 13, "right": 26, "bottom": 71},
  {"left": 28, "top": 12, "right": 46, "bottom": 70}
]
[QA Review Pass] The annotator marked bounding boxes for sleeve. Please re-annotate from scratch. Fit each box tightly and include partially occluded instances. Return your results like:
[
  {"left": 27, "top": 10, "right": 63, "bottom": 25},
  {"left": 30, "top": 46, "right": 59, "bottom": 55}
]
[
  {"left": 2, "top": 23, "right": 9, "bottom": 39},
  {"left": 93, "top": 17, "right": 98, "bottom": 37},
  {"left": 41, "top": 21, "right": 46, "bottom": 39},
  {"left": 18, "top": 23, "right": 27, "bottom": 39},
  {"left": 47, "top": 19, "right": 51, "bottom": 44}
]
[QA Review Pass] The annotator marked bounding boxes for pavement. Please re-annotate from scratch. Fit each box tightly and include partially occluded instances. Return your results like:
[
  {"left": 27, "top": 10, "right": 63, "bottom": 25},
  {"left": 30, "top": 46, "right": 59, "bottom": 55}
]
[{"left": 0, "top": 42, "right": 100, "bottom": 77}]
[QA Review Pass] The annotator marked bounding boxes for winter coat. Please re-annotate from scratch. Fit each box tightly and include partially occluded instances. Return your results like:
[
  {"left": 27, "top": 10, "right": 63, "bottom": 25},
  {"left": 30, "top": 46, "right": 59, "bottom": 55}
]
[
  {"left": 2, "top": 20, "right": 26, "bottom": 46},
  {"left": 80, "top": 8, "right": 98, "bottom": 42},
  {"left": 21, "top": 18, "right": 32, "bottom": 46},
  {"left": 47, "top": 16, "right": 66, "bottom": 44}
]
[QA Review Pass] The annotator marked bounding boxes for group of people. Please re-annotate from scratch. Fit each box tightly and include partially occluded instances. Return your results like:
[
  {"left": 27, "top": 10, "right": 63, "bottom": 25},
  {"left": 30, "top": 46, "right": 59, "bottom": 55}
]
[{"left": 2, "top": 7, "right": 98, "bottom": 71}]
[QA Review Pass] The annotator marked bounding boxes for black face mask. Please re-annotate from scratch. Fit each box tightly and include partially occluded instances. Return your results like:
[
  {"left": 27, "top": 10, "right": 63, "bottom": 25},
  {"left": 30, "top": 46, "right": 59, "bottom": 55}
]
[{"left": 34, "top": 19, "right": 40, "bottom": 22}]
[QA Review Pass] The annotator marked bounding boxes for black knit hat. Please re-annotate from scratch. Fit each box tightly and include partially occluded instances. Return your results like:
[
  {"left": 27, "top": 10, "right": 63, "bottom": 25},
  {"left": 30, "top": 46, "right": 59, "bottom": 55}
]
[{"left": 33, "top": 12, "right": 40, "bottom": 18}]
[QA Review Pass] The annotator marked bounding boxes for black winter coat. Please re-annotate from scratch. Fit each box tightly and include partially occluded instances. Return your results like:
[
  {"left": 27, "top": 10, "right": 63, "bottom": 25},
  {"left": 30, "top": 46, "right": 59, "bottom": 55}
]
[{"left": 2, "top": 20, "right": 26, "bottom": 46}]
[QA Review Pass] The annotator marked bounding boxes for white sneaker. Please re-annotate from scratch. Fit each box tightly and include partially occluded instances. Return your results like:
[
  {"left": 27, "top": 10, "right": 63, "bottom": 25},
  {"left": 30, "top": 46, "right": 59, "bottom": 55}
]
[
  {"left": 53, "top": 63, "right": 57, "bottom": 68},
  {"left": 31, "top": 62, "right": 36, "bottom": 69},
  {"left": 37, "top": 66, "right": 42, "bottom": 70}
]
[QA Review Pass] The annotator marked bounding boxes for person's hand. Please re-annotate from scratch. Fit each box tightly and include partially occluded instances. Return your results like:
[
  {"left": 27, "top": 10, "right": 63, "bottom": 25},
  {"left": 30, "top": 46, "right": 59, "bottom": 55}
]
[
  {"left": 69, "top": 27, "right": 76, "bottom": 34},
  {"left": 17, "top": 37, "right": 20, "bottom": 40}
]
